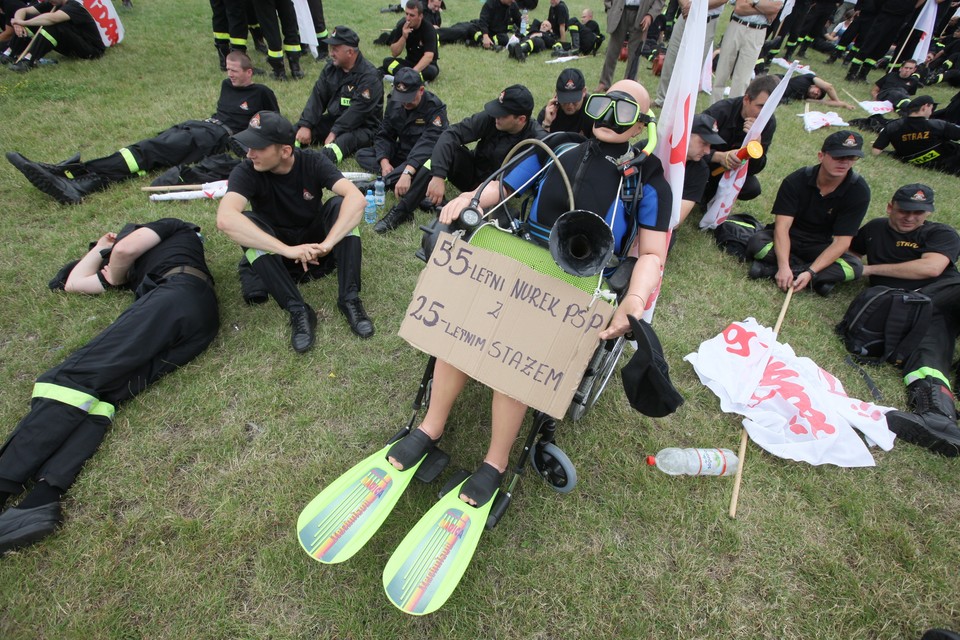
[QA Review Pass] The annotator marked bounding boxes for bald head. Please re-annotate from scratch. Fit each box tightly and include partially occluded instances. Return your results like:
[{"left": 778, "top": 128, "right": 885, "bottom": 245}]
[{"left": 609, "top": 80, "right": 650, "bottom": 112}]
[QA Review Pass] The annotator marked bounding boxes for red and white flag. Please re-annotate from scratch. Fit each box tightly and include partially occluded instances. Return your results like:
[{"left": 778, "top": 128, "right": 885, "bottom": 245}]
[
  {"left": 699, "top": 63, "right": 798, "bottom": 230},
  {"left": 80, "top": 0, "right": 124, "bottom": 47},
  {"left": 637, "top": 0, "right": 708, "bottom": 322},
  {"left": 911, "top": 0, "right": 938, "bottom": 64},
  {"left": 685, "top": 318, "right": 896, "bottom": 467}
]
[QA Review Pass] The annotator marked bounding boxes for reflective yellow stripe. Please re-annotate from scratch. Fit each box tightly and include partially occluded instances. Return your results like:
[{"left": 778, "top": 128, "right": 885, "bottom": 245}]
[
  {"left": 387, "top": 59, "right": 400, "bottom": 74},
  {"left": 349, "top": 226, "right": 360, "bottom": 237},
  {"left": 213, "top": 31, "right": 230, "bottom": 39},
  {"left": 245, "top": 247, "right": 270, "bottom": 264},
  {"left": 268, "top": 50, "right": 283, "bottom": 59},
  {"left": 283, "top": 43, "right": 301, "bottom": 53},
  {"left": 89, "top": 402, "right": 116, "bottom": 420},
  {"left": 118, "top": 148, "right": 145, "bottom": 176},
  {"left": 32, "top": 382, "right": 115, "bottom": 420},
  {"left": 40, "top": 29, "right": 57, "bottom": 47},
  {"left": 229, "top": 37, "right": 247, "bottom": 47},
  {"left": 837, "top": 258, "right": 856, "bottom": 281},
  {"left": 904, "top": 368, "right": 951, "bottom": 388},
  {"left": 325, "top": 143, "right": 343, "bottom": 163},
  {"left": 754, "top": 242, "right": 774, "bottom": 260}
]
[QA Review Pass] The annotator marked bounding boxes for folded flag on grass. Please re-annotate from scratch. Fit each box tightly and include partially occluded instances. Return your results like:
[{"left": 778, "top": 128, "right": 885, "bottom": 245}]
[
  {"left": 799, "top": 111, "right": 849, "bottom": 132},
  {"left": 684, "top": 318, "right": 896, "bottom": 467}
]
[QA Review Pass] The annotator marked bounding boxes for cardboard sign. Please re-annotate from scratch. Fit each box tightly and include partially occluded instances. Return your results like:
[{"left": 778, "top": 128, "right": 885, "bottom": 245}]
[{"left": 399, "top": 232, "right": 615, "bottom": 419}]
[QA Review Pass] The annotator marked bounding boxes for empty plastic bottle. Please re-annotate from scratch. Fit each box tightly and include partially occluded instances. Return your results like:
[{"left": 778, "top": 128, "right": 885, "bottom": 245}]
[
  {"left": 374, "top": 176, "right": 386, "bottom": 209},
  {"left": 520, "top": 9, "right": 528, "bottom": 36},
  {"left": 646, "top": 448, "right": 739, "bottom": 476},
  {"left": 364, "top": 189, "right": 376, "bottom": 224}
]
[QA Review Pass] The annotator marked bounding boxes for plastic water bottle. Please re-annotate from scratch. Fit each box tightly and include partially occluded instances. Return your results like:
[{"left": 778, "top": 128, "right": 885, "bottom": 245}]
[
  {"left": 374, "top": 176, "right": 386, "bottom": 209},
  {"left": 646, "top": 448, "right": 739, "bottom": 476},
  {"left": 520, "top": 9, "right": 528, "bottom": 36},
  {"left": 364, "top": 189, "right": 376, "bottom": 224}
]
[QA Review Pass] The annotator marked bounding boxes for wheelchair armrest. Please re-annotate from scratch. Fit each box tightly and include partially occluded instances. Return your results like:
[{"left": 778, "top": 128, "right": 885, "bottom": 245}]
[{"left": 605, "top": 257, "right": 636, "bottom": 297}]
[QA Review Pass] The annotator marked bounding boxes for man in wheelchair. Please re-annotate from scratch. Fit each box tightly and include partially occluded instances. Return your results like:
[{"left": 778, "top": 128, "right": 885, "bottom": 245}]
[{"left": 387, "top": 79, "right": 672, "bottom": 508}]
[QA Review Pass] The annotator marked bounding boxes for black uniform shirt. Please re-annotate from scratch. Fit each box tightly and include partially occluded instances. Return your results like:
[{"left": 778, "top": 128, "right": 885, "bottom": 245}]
[
  {"left": 682, "top": 158, "right": 709, "bottom": 202},
  {"left": 874, "top": 71, "right": 921, "bottom": 98},
  {"left": 424, "top": 7, "right": 442, "bottom": 27},
  {"left": 374, "top": 91, "right": 448, "bottom": 169},
  {"left": 35, "top": 0, "right": 104, "bottom": 53},
  {"left": 478, "top": 0, "right": 521, "bottom": 36},
  {"left": 1, "top": 0, "right": 29, "bottom": 28},
  {"left": 852, "top": 217, "right": 960, "bottom": 289},
  {"left": 703, "top": 96, "right": 776, "bottom": 176},
  {"left": 772, "top": 165, "right": 871, "bottom": 244},
  {"left": 212, "top": 80, "right": 280, "bottom": 133},
  {"left": 547, "top": 0, "right": 569, "bottom": 37},
  {"left": 874, "top": 117, "right": 960, "bottom": 161},
  {"left": 783, "top": 74, "right": 817, "bottom": 102},
  {"left": 389, "top": 16, "right": 439, "bottom": 65},
  {"left": 228, "top": 149, "right": 343, "bottom": 239},
  {"left": 125, "top": 218, "right": 212, "bottom": 295},
  {"left": 431, "top": 111, "right": 546, "bottom": 180},
  {"left": 297, "top": 52, "right": 384, "bottom": 134}
]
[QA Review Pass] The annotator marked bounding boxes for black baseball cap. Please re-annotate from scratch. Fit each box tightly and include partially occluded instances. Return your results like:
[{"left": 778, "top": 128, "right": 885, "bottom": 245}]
[
  {"left": 892, "top": 183, "right": 935, "bottom": 211},
  {"left": 555, "top": 68, "right": 586, "bottom": 104},
  {"left": 690, "top": 113, "right": 725, "bottom": 145},
  {"left": 484, "top": 84, "right": 534, "bottom": 118},
  {"left": 322, "top": 25, "right": 360, "bottom": 47},
  {"left": 233, "top": 111, "right": 296, "bottom": 149},
  {"left": 821, "top": 130, "right": 864, "bottom": 157},
  {"left": 620, "top": 315, "right": 684, "bottom": 418},
  {"left": 902, "top": 95, "right": 937, "bottom": 113},
  {"left": 391, "top": 67, "right": 423, "bottom": 102}
]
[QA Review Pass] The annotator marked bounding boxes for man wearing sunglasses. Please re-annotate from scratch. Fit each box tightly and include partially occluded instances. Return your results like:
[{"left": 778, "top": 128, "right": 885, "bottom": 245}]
[
  {"left": 745, "top": 130, "right": 870, "bottom": 297},
  {"left": 385, "top": 81, "right": 672, "bottom": 508}
]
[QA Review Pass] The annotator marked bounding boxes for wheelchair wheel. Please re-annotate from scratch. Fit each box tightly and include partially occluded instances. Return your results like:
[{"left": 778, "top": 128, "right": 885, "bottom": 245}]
[
  {"left": 530, "top": 441, "right": 577, "bottom": 493},
  {"left": 567, "top": 336, "right": 627, "bottom": 422}
]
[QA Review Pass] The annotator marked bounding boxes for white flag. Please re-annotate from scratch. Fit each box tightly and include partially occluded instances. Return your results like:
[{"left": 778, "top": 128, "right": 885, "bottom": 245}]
[
  {"left": 80, "top": 0, "right": 124, "bottom": 47},
  {"left": 684, "top": 318, "right": 896, "bottom": 467},
  {"left": 778, "top": 0, "right": 796, "bottom": 23},
  {"left": 637, "top": 0, "right": 708, "bottom": 323},
  {"left": 699, "top": 63, "right": 798, "bottom": 230},
  {"left": 911, "top": 0, "right": 938, "bottom": 64},
  {"left": 292, "top": 0, "right": 320, "bottom": 57},
  {"left": 799, "top": 110, "right": 849, "bottom": 131}
]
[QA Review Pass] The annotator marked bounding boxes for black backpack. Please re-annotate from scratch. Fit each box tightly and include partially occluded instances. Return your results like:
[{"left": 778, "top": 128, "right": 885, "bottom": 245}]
[
  {"left": 714, "top": 213, "right": 764, "bottom": 261},
  {"left": 835, "top": 285, "right": 932, "bottom": 366}
]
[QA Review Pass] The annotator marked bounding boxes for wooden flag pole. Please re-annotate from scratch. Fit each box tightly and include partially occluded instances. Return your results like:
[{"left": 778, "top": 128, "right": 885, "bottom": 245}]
[
  {"left": 728, "top": 286, "right": 794, "bottom": 519},
  {"left": 141, "top": 184, "right": 204, "bottom": 192},
  {"left": 15, "top": 27, "right": 43, "bottom": 64}
]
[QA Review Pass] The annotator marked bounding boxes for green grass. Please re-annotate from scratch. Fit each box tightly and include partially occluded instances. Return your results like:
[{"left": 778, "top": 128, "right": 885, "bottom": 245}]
[{"left": 1, "top": 0, "right": 960, "bottom": 638}]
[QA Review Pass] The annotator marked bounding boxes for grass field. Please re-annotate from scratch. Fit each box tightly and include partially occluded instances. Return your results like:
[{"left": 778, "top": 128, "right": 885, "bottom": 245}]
[{"left": 1, "top": 0, "right": 959, "bottom": 638}]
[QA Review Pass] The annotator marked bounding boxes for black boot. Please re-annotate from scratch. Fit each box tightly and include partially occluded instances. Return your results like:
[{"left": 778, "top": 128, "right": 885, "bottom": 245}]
[
  {"left": 824, "top": 49, "right": 841, "bottom": 65},
  {"left": 251, "top": 27, "right": 268, "bottom": 55},
  {"left": 748, "top": 260, "right": 777, "bottom": 280},
  {"left": 287, "top": 303, "right": 317, "bottom": 353},
  {"left": 886, "top": 378, "right": 960, "bottom": 456},
  {"left": 374, "top": 204, "right": 414, "bottom": 234},
  {"left": 570, "top": 29, "right": 581, "bottom": 53},
  {"left": 845, "top": 61, "right": 862, "bottom": 82},
  {"left": 216, "top": 41, "right": 230, "bottom": 71},
  {"left": 6, "top": 153, "right": 105, "bottom": 204},
  {"left": 267, "top": 56, "right": 286, "bottom": 81},
  {"left": 287, "top": 51, "right": 304, "bottom": 79}
]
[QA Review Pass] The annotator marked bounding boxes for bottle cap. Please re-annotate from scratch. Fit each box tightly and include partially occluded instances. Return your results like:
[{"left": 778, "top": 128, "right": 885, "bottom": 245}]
[
  {"left": 646, "top": 455, "right": 656, "bottom": 466},
  {"left": 367, "top": 189, "right": 373, "bottom": 195}
]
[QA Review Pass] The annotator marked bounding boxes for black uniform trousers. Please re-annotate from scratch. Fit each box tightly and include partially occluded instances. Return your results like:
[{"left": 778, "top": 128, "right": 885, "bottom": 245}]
[
  {"left": 239, "top": 199, "right": 363, "bottom": 310},
  {"left": 393, "top": 146, "right": 486, "bottom": 214},
  {"left": 746, "top": 229, "right": 864, "bottom": 285},
  {"left": 305, "top": 115, "right": 377, "bottom": 164},
  {"left": 0, "top": 276, "right": 219, "bottom": 495},
  {"left": 903, "top": 278, "right": 960, "bottom": 385},
  {"left": 381, "top": 56, "right": 440, "bottom": 82},
  {"left": 253, "top": 0, "right": 300, "bottom": 60},
  {"left": 354, "top": 148, "right": 406, "bottom": 188},
  {"left": 12, "top": 22, "right": 103, "bottom": 60},
  {"left": 856, "top": 12, "right": 906, "bottom": 67},
  {"left": 834, "top": 10, "right": 876, "bottom": 57},
  {"left": 211, "top": 0, "right": 250, "bottom": 51},
  {"left": 84, "top": 120, "right": 232, "bottom": 184}
]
